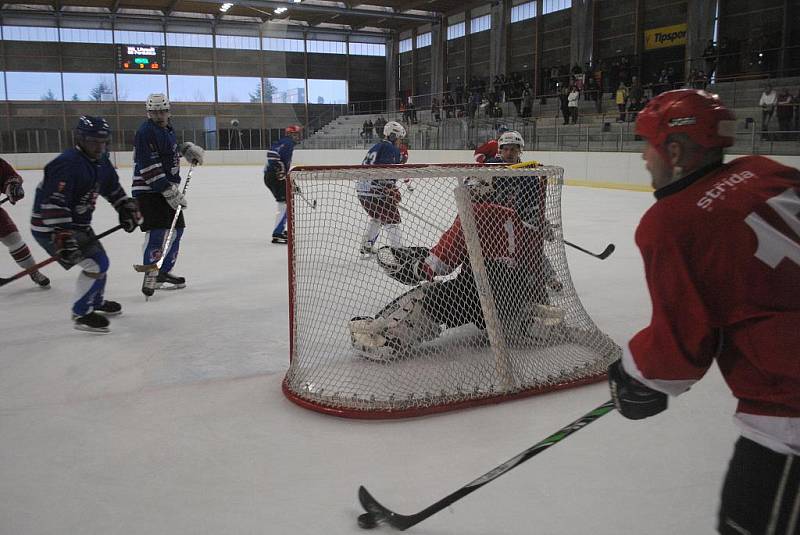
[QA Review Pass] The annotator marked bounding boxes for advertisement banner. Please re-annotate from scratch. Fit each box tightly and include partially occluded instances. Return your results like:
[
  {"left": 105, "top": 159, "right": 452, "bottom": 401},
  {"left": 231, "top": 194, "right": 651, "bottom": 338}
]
[{"left": 644, "top": 23, "right": 688, "bottom": 50}]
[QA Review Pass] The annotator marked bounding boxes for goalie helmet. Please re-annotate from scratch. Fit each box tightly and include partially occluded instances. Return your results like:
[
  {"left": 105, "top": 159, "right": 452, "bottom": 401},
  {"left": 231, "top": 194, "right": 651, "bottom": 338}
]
[
  {"left": 383, "top": 121, "right": 406, "bottom": 140},
  {"left": 498, "top": 130, "right": 524, "bottom": 149},
  {"left": 635, "top": 89, "right": 735, "bottom": 150},
  {"left": 146, "top": 93, "right": 170, "bottom": 112}
]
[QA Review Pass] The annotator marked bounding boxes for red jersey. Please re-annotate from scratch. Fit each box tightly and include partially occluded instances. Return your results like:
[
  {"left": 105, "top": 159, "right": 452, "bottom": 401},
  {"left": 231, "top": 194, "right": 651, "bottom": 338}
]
[
  {"left": 623, "top": 155, "right": 800, "bottom": 453},
  {"left": 0, "top": 158, "right": 22, "bottom": 192},
  {"left": 422, "top": 202, "right": 542, "bottom": 278},
  {"left": 473, "top": 140, "right": 498, "bottom": 163}
]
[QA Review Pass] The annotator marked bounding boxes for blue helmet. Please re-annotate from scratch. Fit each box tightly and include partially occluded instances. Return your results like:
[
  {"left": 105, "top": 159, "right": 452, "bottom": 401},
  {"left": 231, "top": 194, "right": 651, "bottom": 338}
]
[{"left": 76, "top": 115, "right": 111, "bottom": 140}]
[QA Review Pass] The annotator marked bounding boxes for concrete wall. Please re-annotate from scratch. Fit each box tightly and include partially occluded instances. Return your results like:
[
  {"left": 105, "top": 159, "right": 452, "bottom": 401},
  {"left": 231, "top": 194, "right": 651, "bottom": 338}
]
[{"left": 5, "top": 150, "right": 799, "bottom": 191}]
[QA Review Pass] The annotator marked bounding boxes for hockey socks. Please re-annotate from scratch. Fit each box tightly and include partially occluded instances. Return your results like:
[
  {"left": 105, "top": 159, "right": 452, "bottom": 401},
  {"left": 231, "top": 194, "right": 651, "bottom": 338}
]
[
  {"left": 2, "top": 231, "right": 48, "bottom": 287},
  {"left": 273, "top": 202, "right": 287, "bottom": 236}
]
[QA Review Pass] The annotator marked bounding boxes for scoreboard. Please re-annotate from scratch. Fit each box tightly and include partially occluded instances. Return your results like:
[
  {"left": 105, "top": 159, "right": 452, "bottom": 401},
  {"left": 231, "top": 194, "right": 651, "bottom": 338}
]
[{"left": 117, "top": 45, "right": 166, "bottom": 72}]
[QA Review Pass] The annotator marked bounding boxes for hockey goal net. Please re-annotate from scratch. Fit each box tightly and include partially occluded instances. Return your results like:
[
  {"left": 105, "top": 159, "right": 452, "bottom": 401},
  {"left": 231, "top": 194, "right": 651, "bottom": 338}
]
[{"left": 283, "top": 163, "right": 619, "bottom": 418}]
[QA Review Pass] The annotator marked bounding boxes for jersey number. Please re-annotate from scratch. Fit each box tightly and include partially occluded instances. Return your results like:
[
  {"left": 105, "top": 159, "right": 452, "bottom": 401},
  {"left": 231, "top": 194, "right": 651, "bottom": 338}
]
[
  {"left": 744, "top": 187, "right": 800, "bottom": 268},
  {"left": 363, "top": 152, "right": 377, "bottom": 165}
]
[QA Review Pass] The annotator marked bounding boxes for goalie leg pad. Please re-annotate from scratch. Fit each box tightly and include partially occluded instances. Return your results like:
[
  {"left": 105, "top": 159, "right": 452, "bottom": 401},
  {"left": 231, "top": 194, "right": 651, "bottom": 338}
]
[
  {"left": 518, "top": 303, "right": 567, "bottom": 343},
  {"left": 349, "top": 285, "right": 442, "bottom": 361}
]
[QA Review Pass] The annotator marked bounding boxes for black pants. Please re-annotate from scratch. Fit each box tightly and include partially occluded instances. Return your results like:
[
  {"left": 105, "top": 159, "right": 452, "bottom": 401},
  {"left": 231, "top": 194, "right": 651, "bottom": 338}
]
[
  {"left": 422, "top": 263, "right": 547, "bottom": 330},
  {"left": 137, "top": 193, "right": 185, "bottom": 232},
  {"left": 718, "top": 436, "right": 800, "bottom": 534},
  {"left": 264, "top": 169, "right": 286, "bottom": 203}
]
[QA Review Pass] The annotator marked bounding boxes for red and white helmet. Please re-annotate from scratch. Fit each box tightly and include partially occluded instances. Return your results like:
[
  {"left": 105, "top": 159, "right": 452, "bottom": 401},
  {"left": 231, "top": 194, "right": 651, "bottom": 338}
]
[
  {"left": 285, "top": 124, "right": 303, "bottom": 135},
  {"left": 635, "top": 89, "right": 736, "bottom": 150}
]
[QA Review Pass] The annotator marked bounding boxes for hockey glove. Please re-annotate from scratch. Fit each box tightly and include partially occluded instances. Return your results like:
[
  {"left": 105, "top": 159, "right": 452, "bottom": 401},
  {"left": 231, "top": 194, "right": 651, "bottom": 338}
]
[
  {"left": 376, "top": 246, "right": 429, "bottom": 285},
  {"left": 162, "top": 183, "right": 188, "bottom": 211},
  {"left": 116, "top": 197, "right": 142, "bottom": 233},
  {"left": 608, "top": 359, "right": 668, "bottom": 420},
  {"left": 178, "top": 142, "right": 205, "bottom": 166},
  {"left": 53, "top": 229, "right": 82, "bottom": 265},
  {"left": 4, "top": 177, "right": 24, "bottom": 204},
  {"left": 389, "top": 187, "right": 401, "bottom": 203}
]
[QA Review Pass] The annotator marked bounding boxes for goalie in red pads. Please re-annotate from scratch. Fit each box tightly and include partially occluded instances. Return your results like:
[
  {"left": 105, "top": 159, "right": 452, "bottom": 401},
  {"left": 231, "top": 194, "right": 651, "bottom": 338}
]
[
  {"left": 349, "top": 160, "right": 559, "bottom": 361},
  {"left": 607, "top": 89, "right": 800, "bottom": 535}
]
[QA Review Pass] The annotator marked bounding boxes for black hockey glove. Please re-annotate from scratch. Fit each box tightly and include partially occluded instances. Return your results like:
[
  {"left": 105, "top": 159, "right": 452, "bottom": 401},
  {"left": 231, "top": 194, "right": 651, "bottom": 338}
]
[
  {"left": 53, "top": 229, "right": 82, "bottom": 265},
  {"left": 608, "top": 360, "right": 668, "bottom": 420},
  {"left": 376, "top": 246, "right": 430, "bottom": 285},
  {"left": 4, "top": 177, "right": 24, "bottom": 204},
  {"left": 116, "top": 198, "right": 142, "bottom": 233}
]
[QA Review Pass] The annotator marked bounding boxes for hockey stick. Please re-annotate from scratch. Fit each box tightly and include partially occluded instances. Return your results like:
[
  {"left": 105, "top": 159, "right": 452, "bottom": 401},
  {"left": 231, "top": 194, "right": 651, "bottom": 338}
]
[
  {"left": 357, "top": 400, "right": 615, "bottom": 531},
  {"left": 0, "top": 224, "right": 124, "bottom": 287},
  {"left": 291, "top": 178, "right": 317, "bottom": 209},
  {"left": 133, "top": 165, "right": 194, "bottom": 273},
  {"left": 397, "top": 203, "right": 445, "bottom": 233},
  {"left": 0, "top": 195, "right": 9, "bottom": 205},
  {"left": 564, "top": 240, "right": 615, "bottom": 260}
]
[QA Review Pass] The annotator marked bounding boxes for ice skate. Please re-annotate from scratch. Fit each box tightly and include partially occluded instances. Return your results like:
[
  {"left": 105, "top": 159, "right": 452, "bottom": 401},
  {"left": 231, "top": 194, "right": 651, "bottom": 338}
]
[
  {"left": 156, "top": 271, "right": 186, "bottom": 290},
  {"left": 29, "top": 271, "right": 50, "bottom": 288},
  {"left": 72, "top": 312, "right": 110, "bottom": 334},
  {"left": 94, "top": 300, "right": 122, "bottom": 316}
]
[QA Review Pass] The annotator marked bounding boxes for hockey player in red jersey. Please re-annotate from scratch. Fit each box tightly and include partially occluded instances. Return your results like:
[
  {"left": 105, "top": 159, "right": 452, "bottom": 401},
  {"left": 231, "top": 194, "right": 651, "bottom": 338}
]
[
  {"left": 349, "top": 154, "right": 558, "bottom": 361},
  {"left": 0, "top": 158, "right": 50, "bottom": 288},
  {"left": 473, "top": 125, "right": 508, "bottom": 163},
  {"left": 607, "top": 89, "right": 799, "bottom": 534}
]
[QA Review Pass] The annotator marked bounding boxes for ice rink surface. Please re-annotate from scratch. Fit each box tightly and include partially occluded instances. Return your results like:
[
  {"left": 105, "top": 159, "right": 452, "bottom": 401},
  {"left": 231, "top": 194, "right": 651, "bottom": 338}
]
[{"left": 0, "top": 164, "right": 737, "bottom": 534}]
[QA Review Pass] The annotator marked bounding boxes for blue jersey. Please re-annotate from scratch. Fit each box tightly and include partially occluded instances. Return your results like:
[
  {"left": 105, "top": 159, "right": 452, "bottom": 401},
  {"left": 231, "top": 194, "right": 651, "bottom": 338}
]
[
  {"left": 264, "top": 136, "right": 296, "bottom": 174},
  {"left": 356, "top": 140, "right": 402, "bottom": 197},
  {"left": 132, "top": 119, "right": 180, "bottom": 197},
  {"left": 31, "top": 147, "right": 127, "bottom": 237}
]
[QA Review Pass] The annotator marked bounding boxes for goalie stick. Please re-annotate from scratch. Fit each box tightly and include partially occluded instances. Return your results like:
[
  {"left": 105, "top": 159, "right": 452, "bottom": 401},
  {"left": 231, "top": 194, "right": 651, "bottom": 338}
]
[
  {"left": 133, "top": 164, "right": 195, "bottom": 273},
  {"left": 357, "top": 400, "right": 615, "bottom": 531},
  {"left": 0, "top": 224, "right": 123, "bottom": 287}
]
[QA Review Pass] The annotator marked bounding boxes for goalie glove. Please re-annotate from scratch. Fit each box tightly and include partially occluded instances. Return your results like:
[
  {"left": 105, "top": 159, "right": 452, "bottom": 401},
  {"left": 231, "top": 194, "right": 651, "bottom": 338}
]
[
  {"left": 376, "top": 246, "right": 430, "bottom": 285},
  {"left": 179, "top": 142, "right": 204, "bottom": 166},
  {"left": 162, "top": 183, "right": 188, "bottom": 211}
]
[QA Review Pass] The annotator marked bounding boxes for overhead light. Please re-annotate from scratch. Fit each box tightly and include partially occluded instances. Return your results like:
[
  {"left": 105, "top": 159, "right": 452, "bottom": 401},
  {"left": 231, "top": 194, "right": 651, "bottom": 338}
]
[
  {"left": 220, "top": 2, "right": 233, "bottom": 11},
  {"left": 293, "top": 0, "right": 302, "bottom": 3},
  {"left": 275, "top": 6, "right": 287, "bottom": 13}
]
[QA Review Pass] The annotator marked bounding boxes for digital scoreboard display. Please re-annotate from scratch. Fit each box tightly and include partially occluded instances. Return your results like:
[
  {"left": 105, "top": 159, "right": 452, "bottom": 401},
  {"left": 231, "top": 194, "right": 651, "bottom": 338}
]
[{"left": 117, "top": 45, "right": 166, "bottom": 72}]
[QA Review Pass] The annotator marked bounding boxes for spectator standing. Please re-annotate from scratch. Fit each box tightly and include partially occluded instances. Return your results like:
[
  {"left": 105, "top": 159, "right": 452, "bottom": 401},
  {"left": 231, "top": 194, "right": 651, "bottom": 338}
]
[
  {"left": 361, "top": 120, "right": 370, "bottom": 139},
  {"left": 521, "top": 84, "right": 533, "bottom": 118},
  {"left": 759, "top": 83, "right": 778, "bottom": 139},
  {"left": 374, "top": 116, "right": 387, "bottom": 139},
  {"left": 558, "top": 86, "right": 570, "bottom": 125},
  {"left": 776, "top": 88, "right": 794, "bottom": 140},
  {"left": 702, "top": 40, "right": 718, "bottom": 80},
  {"left": 366, "top": 119, "right": 374, "bottom": 140},
  {"left": 431, "top": 98, "right": 441, "bottom": 123},
  {"left": 627, "top": 76, "right": 644, "bottom": 122},
  {"left": 615, "top": 82, "right": 629, "bottom": 122},
  {"left": 567, "top": 85, "right": 580, "bottom": 124}
]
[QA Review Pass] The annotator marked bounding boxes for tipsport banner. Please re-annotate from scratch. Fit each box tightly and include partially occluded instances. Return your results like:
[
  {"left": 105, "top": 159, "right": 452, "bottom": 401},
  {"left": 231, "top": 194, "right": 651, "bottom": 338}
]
[{"left": 644, "top": 23, "right": 688, "bottom": 50}]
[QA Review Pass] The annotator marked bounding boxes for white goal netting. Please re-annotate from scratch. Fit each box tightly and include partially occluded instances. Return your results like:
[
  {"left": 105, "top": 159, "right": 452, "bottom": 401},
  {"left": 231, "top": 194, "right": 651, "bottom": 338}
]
[{"left": 283, "top": 163, "right": 620, "bottom": 418}]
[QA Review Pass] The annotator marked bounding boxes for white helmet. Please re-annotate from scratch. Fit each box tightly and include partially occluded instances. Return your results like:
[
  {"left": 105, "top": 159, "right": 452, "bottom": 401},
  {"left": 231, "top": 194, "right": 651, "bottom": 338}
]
[
  {"left": 498, "top": 130, "right": 524, "bottom": 149},
  {"left": 383, "top": 120, "right": 406, "bottom": 140},
  {"left": 146, "top": 93, "right": 170, "bottom": 112}
]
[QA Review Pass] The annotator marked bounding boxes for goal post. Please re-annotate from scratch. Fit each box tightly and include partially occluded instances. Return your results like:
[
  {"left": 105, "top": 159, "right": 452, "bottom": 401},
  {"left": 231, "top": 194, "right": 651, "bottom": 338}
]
[{"left": 283, "top": 163, "right": 620, "bottom": 419}]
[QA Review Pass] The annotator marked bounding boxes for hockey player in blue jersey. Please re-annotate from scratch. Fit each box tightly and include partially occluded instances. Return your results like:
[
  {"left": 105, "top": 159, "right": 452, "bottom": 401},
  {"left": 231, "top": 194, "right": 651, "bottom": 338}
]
[
  {"left": 264, "top": 124, "right": 302, "bottom": 244},
  {"left": 132, "top": 93, "right": 204, "bottom": 297},
  {"left": 31, "top": 116, "right": 142, "bottom": 333},
  {"left": 357, "top": 120, "right": 407, "bottom": 255}
]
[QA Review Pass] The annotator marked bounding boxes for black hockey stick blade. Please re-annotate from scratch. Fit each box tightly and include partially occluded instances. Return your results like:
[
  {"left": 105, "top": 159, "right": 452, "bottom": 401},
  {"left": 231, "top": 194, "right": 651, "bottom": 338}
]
[
  {"left": 1, "top": 224, "right": 123, "bottom": 287},
  {"left": 564, "top": 240, "right": 615, "bottom": 260},
  {"left": 0, "top": 196, "right": 9, "bottom": 205},
  {"left": 357, "top": 400, "right": 616, "bottom": 531}
]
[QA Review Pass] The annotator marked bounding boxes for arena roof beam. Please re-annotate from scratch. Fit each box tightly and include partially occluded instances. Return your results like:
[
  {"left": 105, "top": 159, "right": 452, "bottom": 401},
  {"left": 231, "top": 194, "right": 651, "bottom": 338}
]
[{"left": 186, "top": 0, "right": 438, "bottom": 23}]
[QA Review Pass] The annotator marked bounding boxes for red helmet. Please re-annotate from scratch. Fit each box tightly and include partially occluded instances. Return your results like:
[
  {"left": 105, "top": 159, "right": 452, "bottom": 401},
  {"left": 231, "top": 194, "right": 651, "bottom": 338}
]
[
  {"left": 285, "top": 124, "right": 302, "bottom": 134},
  {"left": 635, "top": 89, "right": 736, "bottom": 149}
]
